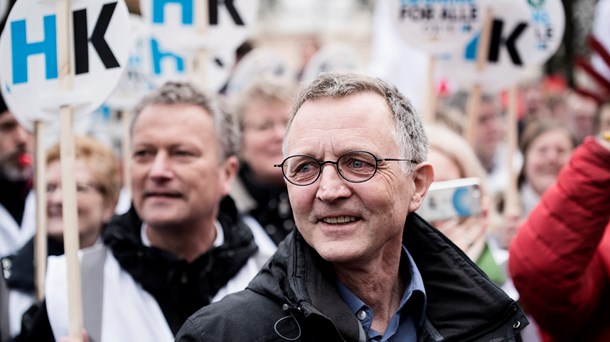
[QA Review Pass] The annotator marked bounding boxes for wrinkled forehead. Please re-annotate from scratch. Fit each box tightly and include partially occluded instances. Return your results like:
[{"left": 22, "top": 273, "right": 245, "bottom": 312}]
[
  {"left": 284, "top": 94, "right": 397, "bottom": 156},
  {"left": 289, "top": 92, "right": 392, "bottom": 125}
]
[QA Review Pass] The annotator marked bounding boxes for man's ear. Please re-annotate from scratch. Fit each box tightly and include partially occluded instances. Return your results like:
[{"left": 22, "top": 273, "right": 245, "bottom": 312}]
[
  {"left": 408, "top": 162, "right": 434, "bottom": 212},
  {"left": 219, "top": 156, "right": 239, "bottom": 196}
]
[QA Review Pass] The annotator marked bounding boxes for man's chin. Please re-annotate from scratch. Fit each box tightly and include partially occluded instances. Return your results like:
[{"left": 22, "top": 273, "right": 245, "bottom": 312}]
[
  {"left": 47, "top": 228, "right": 65, "bottom": 242},
  {"left": 0, "top": 164, "right": 31, "bottom": 181},
  {"left": 143, "top": 216, "right": 189, "bottom": 232},
  {"left": 143, "top": 215, "right": 177, "bottom": 225},
  {"left": 313, "top": 242, "right": 363, "bottom": 264}
]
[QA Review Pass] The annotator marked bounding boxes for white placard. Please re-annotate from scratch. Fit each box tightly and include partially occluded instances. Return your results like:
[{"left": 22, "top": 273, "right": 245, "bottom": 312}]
[
  {"left": 0, "top": 0, "right": 131, "bottom": 131},
  {"left": 138, "top": 32, "right": 233, "bottom": 91},
  {"left": 139, "top": 0, "right": 258, "bottom": 53},
  {"left": 390, "top": 0, "right": 486, "bottom": 54},
  {"left": 438, "top": 0, "right": 565, "bottom": 92},
  {"left": 225, "top": 47, "right": 293, "bottom": 96},
  {"left": 103, "top": 14, "right": 154, "bottom": 111}
]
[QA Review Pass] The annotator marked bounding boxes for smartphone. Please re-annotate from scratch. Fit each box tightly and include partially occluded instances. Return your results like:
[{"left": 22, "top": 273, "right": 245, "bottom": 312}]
[{"left": 416, "top": 177, "right": 483, "bottom": 222}]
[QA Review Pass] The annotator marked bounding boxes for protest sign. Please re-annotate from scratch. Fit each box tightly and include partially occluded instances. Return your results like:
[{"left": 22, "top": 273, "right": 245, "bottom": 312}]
[
  {"left": 0, "top": 1, "right": 129, "bottom": 339},
  {"left": 0, "top": 0, "right": 131, "bottom": 130},
  {"left": 139, "top": 0, "right": 258, "bottom": 90},
  {"left": 140, "top": 0, "right": 258, "bottom": 52},
  {"left": 389, "top": 0, "right": 487, "bottom": 122},
  {"left": 439, "top": 0, "right": 565, "bottom": 92},
  {"left": 391, "top": 0, "right": 485, "bottom": 54},
  {"left": 225, "top": 47, "right": 293, "bottom": 96}
]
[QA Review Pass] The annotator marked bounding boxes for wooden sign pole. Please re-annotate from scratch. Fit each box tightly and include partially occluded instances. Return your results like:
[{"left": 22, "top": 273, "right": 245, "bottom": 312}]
[
  {"left": 504, "top": 86, "right": 520, "bottom": 215},
  {"left": 57, "top": 0, "right": 84, "bottom": 339},
  {"left": 34, "top": 120, "right": 47, "bottom": 300},
  {"left": 121, "top": 110, "right": 132, "bottom": 199},
  {"left": 466, "top": 7, "right": 493, "bottom": 145},
  {"left": 425, "top": 55, "right": 437, "bottom": 123},
  {"left": 193, "top": 0, "right": 208, "bottom": 88}
]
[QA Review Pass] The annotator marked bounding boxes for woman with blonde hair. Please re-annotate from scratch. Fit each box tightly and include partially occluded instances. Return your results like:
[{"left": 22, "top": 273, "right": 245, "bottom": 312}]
[
  {"left": 3, "top": 135, "right": 121, "bottom": 339},
  {"left": 230, "top": 76, "right": 297, "bottom": 249}
]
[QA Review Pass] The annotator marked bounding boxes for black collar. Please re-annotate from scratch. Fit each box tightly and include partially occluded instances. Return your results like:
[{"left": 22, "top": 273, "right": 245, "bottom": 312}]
[{"left": 103, "top": 196, "right": 258, "bottom": 334}]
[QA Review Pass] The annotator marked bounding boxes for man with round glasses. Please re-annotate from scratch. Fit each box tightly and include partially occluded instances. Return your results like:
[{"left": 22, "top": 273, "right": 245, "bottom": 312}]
[
  {"left": 276, "top": 150, "right": 416, "bottom": 186},
  {"left": 177, "top": 72, "right": 528, "bottom": 341}
]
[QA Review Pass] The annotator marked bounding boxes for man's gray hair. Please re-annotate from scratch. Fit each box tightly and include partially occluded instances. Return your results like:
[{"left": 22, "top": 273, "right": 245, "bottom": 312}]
[
  {"left": 133, "top": 82, "right": 239, "bottom": 160},
  {"left": 287, "top": 72, "right": 428, "bottom": 166}
]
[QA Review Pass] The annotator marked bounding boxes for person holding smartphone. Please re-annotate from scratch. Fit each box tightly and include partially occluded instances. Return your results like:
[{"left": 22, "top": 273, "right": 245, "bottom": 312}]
[{"left": 424, "top": 124, "right": 508, "bottom": 288}]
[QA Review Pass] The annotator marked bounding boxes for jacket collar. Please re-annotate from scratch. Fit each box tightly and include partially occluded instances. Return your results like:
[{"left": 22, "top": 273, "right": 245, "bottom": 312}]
[
  {"left": 251, "top": 212, "right": 526, "bottom": 341},
  {"left": 404, "top": 213, "right": 524, "bottom": 340},
  {"left": 102, "top": 195, "right": 258, "bottom": 334}
]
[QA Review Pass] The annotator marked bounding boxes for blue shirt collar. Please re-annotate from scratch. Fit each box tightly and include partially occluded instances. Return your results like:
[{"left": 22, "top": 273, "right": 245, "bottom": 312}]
[{"left": 336, "top": 245, "right": 427, "bottom": 341}]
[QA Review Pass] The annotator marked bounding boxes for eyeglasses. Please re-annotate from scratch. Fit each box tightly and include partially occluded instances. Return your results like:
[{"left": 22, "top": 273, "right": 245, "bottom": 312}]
[{"left": 274, "top": 150, "right": 417, "bottom": 186}]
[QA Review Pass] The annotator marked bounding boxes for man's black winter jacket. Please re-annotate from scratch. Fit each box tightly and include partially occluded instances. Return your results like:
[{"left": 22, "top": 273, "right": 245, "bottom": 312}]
[{"left": 177, "top": 213, "right": 528, "bottom": 342}]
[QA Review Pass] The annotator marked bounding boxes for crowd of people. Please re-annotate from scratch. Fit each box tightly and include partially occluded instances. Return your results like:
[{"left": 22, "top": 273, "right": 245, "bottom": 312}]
[{"left": 1, "top": 15, "right": 610, "bottom": 342}]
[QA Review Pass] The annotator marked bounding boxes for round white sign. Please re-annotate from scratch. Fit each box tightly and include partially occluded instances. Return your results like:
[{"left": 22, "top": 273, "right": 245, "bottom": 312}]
[
  {"left": 138, "top": 32, "right": 234, "bottom": 92},
  {"left": 225, "top": 47, "right": 294, "bottom": 96},
  {"left": 0, "top": 0, "right": 131, "bottom": 131},
  {"left": 103, "top": 14, "right": 155, "bottom": 111},
  {"left": 139, "top": 0, "right": 258, "bottom": 54},
  {"left": 390, "top": 0, "right": 487, "bottom": 54},
  {"left": 438, "top": 0, "right": 565, "bottom": 92}
]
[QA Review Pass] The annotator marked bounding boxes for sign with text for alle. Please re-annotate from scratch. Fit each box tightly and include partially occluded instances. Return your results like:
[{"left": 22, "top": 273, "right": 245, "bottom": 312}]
[
  {"left": 391, "top": 0, "right": 487, "bottom": 54},
  {"left": 139, "top": 0, "right": 258, "bottom": 53},
  {"left": 438, "top": 0, "right": 564, "bottom": 92},
  {"left": 0, "top": 0, "right": 131, "bottom": 131}
]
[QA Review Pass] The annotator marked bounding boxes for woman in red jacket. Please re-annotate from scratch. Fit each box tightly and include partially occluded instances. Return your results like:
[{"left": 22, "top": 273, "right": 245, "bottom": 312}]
[{"left": 509, "top": 134, "right": 610, "bottom": 342}]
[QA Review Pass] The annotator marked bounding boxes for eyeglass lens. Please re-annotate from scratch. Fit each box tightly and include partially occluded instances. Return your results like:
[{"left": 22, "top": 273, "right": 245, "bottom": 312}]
[{"left": 282, "top": 151, "right": 378, "bottom": 185}]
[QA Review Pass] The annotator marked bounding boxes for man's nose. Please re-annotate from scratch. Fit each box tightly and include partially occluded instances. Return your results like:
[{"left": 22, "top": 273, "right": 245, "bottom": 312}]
[
  {"left": 14, "top": 125, "right": 31, "bottom": 147},
  {"left": 316, "top": 163, "right": 351, "bottom": 201},
  {"left": 47, "top": 184, "right": 63, "bottom": 202},
  {"left": 149, "top": 152, "right": 172, "bottom": 179}
]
